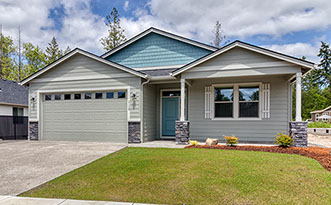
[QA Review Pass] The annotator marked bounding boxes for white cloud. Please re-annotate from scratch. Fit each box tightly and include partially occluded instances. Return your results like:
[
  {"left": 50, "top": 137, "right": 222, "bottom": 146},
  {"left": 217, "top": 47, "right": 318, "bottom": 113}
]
[
  {"left": 123, "top": 1, "right": 129, "bottom": 12},
  {"left": 263, "top": 42, "right": 320, "bottom": 63},
  {"left": 0, "top": 0, "right": 330, "bottom": 59}
]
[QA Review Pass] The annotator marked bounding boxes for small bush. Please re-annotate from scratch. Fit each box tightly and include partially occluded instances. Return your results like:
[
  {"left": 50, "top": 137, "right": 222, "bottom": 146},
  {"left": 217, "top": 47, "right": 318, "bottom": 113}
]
[
  {"left": 308, "top": 122, "right": 331, "bottom": 128},
  {"left": 189, "top": 140, "right": 199, "bottom": 147},
  {"left": 275, "top": 132, "right": 294, "bottom": 147},
  {"left": 224, "top": 136, "right": 239, "bottom": 146}
]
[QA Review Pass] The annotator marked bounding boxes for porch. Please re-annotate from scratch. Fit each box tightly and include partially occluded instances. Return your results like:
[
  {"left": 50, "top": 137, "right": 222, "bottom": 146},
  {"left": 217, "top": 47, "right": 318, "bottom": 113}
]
[{"left": 141, "top": 72, "right": 306, "bottom": 146}]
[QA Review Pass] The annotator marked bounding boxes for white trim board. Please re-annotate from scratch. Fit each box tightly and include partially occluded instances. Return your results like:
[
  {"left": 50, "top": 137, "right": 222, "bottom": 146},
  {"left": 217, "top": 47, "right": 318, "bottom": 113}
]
[
  {"left": 101, "top": 27, "right": 217, "bottom": 58},
  {"left": 21, "top": 49, "right": 148, "bottom": 85},
  {"left": 210, "top": 82, "right": 262, "bottom": 121},
  {"left": 171, "top": 41, "right": 315, "bottom": 76},
  {"left": 159, "top": 88, "right": 181, "bottom": 139},
  {"left": 30, "top": 86, "right": 131, "bottom": 122}
]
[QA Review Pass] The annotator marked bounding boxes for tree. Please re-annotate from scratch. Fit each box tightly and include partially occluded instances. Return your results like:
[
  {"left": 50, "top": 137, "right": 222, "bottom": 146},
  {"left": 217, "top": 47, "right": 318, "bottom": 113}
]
[
  {"left": 211, "top": 21, "right": 229, "bottom": 48},
  {"left": 100, "top": 8, "right": 126, "bottom": 51},
  {"left": 45, "top": 37, "right": 62, "bottom": 64},
  {"left": 0, "top": 34, "right": 17, "bottom": 80},
  {"left": 63, "top": 46, "right": 71, "bottom": 55},
  {"left": 23, "top": 42, "right": 46, "bottom": 77},
  {"left": 17, "top": 26, "right": 23, "bottom": 81},
  {"left": 317, "top": 41, "right": 331, "bottom": 87}
]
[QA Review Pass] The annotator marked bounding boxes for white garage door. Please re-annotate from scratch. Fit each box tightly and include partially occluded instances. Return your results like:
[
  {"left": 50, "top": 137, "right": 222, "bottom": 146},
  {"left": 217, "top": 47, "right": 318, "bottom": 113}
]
[{"left": 41, "top": 91, "right": 127, "bottom": 142}]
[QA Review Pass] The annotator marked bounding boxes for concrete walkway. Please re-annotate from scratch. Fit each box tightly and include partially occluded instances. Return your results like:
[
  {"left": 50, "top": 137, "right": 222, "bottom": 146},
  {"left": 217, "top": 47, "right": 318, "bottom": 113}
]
[
  {"left": 0, "top": 141, "right": 127, "bottom": 195},
  {"left": 0, "top": 196, "right": 156, "bottom": 205}
]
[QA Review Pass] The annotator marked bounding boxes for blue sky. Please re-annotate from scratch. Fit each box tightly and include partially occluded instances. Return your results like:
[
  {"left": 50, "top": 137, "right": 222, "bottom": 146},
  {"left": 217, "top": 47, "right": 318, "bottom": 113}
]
[{"left": 1, "top": 0, "right": 331, "bottom": 63}]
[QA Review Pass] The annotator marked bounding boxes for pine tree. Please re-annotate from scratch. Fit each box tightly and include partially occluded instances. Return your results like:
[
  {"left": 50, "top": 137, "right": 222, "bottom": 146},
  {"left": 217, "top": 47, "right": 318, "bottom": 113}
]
[
  {"left": 100, "top": 8, "right": 126, "bottom": 51},
  {"left": 211, "top": 21, "right": 229, "bottom": 48},
  {"left": 45, "top": 37, "right": 62, "bottom": 64},
  {"left": 317, "top": 41, "right": 331, "bottom": 87}
]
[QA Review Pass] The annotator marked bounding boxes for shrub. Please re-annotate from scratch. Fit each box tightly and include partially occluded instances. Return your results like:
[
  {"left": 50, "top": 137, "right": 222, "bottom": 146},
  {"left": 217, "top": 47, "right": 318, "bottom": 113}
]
[
  {"left": 189, "top": 140, "right": 199, "bottom": 147},
  {"left": 275, "top": 132, "right": 294, "bottom": 147},
  {"left": 308, "top": 122, "right": 331, "bottom": 128},
  {"left": 224, "top": 136, "right": 239, "bottom": 146}
]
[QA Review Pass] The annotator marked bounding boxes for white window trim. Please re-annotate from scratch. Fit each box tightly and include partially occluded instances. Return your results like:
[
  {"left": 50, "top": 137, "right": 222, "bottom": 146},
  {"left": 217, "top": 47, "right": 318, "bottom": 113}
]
[{"left": 211, "top": 82, "right": 262, "bottom": 121}]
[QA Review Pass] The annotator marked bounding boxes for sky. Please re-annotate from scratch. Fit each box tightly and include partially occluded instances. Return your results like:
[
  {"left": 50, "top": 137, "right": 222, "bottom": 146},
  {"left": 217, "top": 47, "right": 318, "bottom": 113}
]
[{"left": 0, "top": 0, "right": 331, "bottom": 63}]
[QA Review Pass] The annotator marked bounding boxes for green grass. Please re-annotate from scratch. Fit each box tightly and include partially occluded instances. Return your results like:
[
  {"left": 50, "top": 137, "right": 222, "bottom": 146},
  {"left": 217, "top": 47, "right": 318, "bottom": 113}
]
[
  {"left": 21, "top": 148, "right": 331, "bottom": 204},
  {"left": 308, "top": 121, "right": 331, "bottom": 128}
]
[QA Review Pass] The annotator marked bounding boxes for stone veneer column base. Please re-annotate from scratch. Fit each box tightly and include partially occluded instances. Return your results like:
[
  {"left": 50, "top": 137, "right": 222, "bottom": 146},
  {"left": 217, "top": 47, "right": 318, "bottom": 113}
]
[
  {"left": 175, "top": 121, "right": 190, "bottom": 145},
  {"left": 128, "top": 121, "right": 141, "bottom": 143},
  {"left": 289, "top": 121, "right": 308, "bottom": 147},
  {"left": 29, "top": 122, "right": 39, "bottom": 140}
]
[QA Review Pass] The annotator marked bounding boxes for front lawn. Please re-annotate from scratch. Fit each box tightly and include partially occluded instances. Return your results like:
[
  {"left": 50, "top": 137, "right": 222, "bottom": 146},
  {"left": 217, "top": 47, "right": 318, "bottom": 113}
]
[{"left": 21, "top": 148, "right": 331, "bottom": 204}]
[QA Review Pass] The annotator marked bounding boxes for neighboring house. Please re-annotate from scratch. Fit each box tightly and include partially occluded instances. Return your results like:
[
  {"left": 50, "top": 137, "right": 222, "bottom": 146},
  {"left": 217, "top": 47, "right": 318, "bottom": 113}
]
[
  {"left": 0, "top": 79, "right": 28, "bottom": 139},
  {"left": 21, "top": 27, "right": 315, "bottom": 144},
  {"left": 310, "top": 106, "right": 331, "bottom": 122}
]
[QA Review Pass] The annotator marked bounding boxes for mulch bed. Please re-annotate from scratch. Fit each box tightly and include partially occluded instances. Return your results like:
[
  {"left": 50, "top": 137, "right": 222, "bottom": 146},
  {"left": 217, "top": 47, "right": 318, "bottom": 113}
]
[{"left": 185, "top": 145, "right": 331, "bottom": 171}]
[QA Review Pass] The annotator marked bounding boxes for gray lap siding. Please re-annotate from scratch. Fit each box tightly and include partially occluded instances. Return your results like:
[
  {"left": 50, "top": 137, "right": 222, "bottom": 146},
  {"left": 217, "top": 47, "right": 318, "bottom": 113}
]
[{"left": 188, "top": 75, "right": 291, "bottom": 143}]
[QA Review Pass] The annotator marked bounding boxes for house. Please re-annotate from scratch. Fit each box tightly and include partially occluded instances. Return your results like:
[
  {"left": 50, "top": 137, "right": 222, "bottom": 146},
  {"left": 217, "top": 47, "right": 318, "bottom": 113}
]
[
  {"left": 310, "top": 106, "right": 331, "bottom": 122},
  {"left": 21, "top": 27, "right": 315, "bottom": 146},
  {"left": 0, "top": 79, "right": 28, "bottom": 139}
]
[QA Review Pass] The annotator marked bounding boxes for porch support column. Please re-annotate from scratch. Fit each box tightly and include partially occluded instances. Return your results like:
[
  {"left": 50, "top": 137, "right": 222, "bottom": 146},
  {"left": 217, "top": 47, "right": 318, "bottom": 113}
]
[
  {"left": 296, "top": 72, "right": 302, "bottom": 121},
  {"left": 176, "top": 78, "right": 190, "bottom": 145},
  {"left": 180, "top": 78, "right": 185, "bottom": 121},
  {"left": 289, "top": 71, "right": 307, "bottom": 147}
]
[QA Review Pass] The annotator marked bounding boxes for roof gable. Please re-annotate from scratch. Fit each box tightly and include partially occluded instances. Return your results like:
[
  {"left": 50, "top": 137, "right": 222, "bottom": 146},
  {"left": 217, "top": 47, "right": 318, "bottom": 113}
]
[
  {"left": 21, "top": 49, "right": 147, "bottom": 85},
  {"left": 101, "top": 27, "right": 216, "bottom": 68},
  {"left": 172, "top": 40, "right": 316, "bottom": 76}
]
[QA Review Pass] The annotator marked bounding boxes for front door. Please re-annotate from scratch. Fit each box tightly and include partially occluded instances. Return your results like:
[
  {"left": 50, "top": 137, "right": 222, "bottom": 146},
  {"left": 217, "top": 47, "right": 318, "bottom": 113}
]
[{"left": 162, "top": 97, "right": 179, "bottom": 136}]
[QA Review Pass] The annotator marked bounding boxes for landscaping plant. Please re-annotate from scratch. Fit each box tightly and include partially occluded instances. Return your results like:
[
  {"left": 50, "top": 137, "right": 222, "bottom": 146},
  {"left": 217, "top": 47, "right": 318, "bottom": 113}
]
[
  {"left": 189, "top": 140, "right": 199, "bottom": 146},
  {"left": 224, "top": 136, "right": 239, "bottom": 146},
  {"left": 275, "top": 132, "right": 294, "bottom": 147}
]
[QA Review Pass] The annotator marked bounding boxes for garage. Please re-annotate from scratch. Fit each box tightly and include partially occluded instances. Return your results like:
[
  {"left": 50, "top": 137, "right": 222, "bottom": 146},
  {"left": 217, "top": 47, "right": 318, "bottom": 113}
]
[{"left": 41, "top": 90, "right": 128, "bottom": 142}]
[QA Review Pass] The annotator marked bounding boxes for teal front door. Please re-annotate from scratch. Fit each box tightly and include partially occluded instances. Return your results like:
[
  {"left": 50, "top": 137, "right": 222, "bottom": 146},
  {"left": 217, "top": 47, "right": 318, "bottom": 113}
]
[{"left": 162, "top": 98, "right": 179, "bottom": 136}]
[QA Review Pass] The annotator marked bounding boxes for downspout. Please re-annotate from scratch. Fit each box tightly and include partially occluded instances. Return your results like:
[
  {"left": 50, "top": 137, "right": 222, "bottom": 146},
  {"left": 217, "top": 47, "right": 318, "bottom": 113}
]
[{"left": 140, "top": 76, "right": 150, "bottom": 143}]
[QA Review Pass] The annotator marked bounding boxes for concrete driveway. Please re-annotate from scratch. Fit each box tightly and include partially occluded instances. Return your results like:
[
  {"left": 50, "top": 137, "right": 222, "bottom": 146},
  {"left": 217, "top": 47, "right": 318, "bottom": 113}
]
[{"left": 0, "top": 140, "right": 127, "bottom": 195}]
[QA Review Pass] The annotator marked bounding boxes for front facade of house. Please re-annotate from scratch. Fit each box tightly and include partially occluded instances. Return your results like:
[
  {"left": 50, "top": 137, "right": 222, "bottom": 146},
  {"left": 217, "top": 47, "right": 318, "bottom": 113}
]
[
  {"left": 21, "top": 28, "right": 315, "bottom": 145},
  {"left": 311, "top": 106, "right": 331, "bottom": 122}
]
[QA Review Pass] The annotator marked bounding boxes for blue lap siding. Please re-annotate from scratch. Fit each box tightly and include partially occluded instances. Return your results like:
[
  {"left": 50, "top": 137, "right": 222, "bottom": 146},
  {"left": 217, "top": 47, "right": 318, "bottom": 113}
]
[{"left": 106, "top": 33, "right": 212, "bottom": 68}]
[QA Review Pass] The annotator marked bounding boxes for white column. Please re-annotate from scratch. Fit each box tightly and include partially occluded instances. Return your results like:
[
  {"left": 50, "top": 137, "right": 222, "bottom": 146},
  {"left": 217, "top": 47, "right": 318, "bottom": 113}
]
[
  {"left": 180, "top": 78, "right": 185, "bottom": 121},
  {"left": 296, "top": 72, "right": 302, "bottom": 121}
]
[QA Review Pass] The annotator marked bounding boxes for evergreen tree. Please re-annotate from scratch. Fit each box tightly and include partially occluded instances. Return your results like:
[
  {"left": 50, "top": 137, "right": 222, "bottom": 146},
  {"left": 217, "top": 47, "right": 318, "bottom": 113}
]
[
  {"left": 211, "top": 21, "right": 229, "bottom": 48},
  {"left": 45, "top": 37, "right": 62, "bottom": 64},
  {"left": 100, "top": 8, "right": 126, "bottom": 51},
  {"left": 317, "top": 41, "right": 331, "bottom": 87}
]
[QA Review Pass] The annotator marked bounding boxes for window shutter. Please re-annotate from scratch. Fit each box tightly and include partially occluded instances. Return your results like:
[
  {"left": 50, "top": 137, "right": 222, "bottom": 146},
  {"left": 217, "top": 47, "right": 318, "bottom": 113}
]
[
  {"left": 205, "top": 86, "right": 212, "bottom": 119},
  {"left": 261, "top": 83, "right": 270, "bottom": 118}
]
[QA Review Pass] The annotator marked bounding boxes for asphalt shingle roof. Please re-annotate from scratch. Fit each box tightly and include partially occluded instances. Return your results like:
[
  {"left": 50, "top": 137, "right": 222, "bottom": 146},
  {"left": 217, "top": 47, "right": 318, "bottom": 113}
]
[
  {"left": 0, "top": 79, "right": 28, "bottom": 106},
  {"left": 140, "top": 68, "right": 177, "bottom": 77}
]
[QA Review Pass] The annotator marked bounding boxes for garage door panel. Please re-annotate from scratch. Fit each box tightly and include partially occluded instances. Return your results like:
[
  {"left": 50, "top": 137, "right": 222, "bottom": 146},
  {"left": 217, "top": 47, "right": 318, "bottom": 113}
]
[{"left": 42, "top": 93, "right": 127, "bottom": 142}]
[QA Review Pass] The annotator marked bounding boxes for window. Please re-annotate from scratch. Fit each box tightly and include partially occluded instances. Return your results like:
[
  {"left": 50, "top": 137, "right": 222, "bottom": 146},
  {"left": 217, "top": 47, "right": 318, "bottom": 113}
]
[
  {"left": 13, "top": 107, "right": 23, "bottom": 117},
  {"left": 95, "top": 92, "right": 103, "bottom": 99},
  {"left": 13, "top": 107, "right": 24, "bottom": 124},
  {"left": 117, "top": 91, "right": 126, "bottom": 99},
  {"left": 106, "top": 92, "right": 114, "bottom": 99},
  {"left": 64, "top": 94, "right": 71, "bottom": 100},
  {"left": 239, "top": 86, "right": 259, "bottom": 118},
  {"left": 162, "top": 91, "right": 180, "bottom": 97},
  {"left": 214, "top": 87, "right": 233, "bottom": 118},
  {"left": 54, "top": 94, "right": 61, "bottom": 100},
  {"left": 74, "top": 93, "right": 81, "bottom": 100},
  {"left": 45, "top": 94, "right": 52, "bottom": 101},
  {"left": 213, "top": 83, "right": 261, "bottom": 119},
  {"left": 85, "top": 93, "right": 92, "bottom": 99}
]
